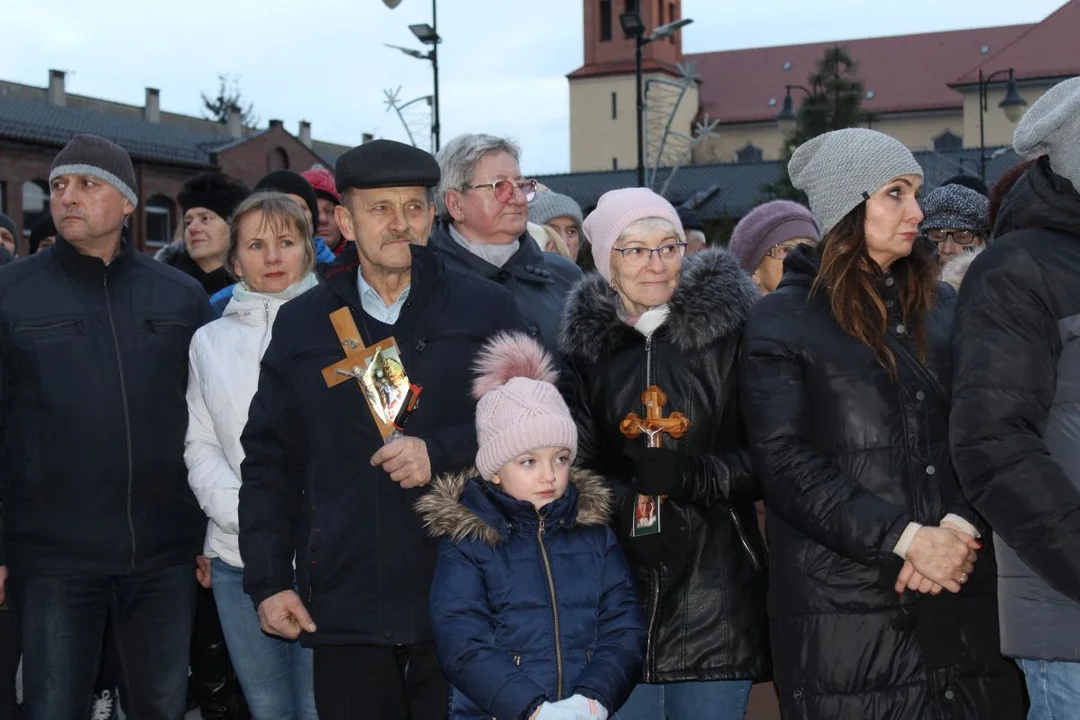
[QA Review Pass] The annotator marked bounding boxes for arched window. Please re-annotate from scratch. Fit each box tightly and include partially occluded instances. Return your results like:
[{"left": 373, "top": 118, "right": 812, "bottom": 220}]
[
  {"left": 22, "top": 180, "right": 49, "bottom": 236},
  {"left": 145, "top": 194, "right": 174, "bottom": 249},
  {"left": 268, "top": 147, "right": 290, "bottom": 171},
  {"left": 735, "top": 143, "right": 763, "bottom": 163},
  {"left": 933, "top": 130, "right": 963, "bottom": 153}
]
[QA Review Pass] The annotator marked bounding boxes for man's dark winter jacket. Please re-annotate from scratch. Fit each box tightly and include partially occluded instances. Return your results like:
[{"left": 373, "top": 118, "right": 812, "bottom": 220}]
[
  {"left": 238, "top": 242, "right": 524, "bottom": 647},
  {"left": 558, "top": 248, "right": 771, "bottom": 685},
  {"left": 741, "top": 243, "right": 1022, "bottom": 719},
  {"left": 156, "top": 240, "right": 232, "bottom": 296},
  {"left": 419, "top": 468, "right": 645, "bottom": 720},
  {"left": 430, "top": 221, "right": 581, "bottom": 351},
  {"left": 0, "top": 236, "right": 211, "bottom": 575},
  {"left": 952, "top": 156, "right": 1080, "bottom": 662}
]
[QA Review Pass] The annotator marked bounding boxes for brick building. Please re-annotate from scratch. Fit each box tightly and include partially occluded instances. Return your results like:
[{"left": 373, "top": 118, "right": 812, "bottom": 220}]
[{"left": 0, "top": 70, "right": 357, "bottom": 256}]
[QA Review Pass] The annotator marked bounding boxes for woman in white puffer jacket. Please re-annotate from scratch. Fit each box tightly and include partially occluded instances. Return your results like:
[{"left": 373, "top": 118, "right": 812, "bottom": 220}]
[{"left": 185, "top": 191, "right": 320, "bottom": 720}]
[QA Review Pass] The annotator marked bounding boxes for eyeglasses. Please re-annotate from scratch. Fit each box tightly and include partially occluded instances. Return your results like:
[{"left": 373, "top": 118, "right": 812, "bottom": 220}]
[
  {"left": 611, "top": 242, "right": 687, "bottom": 267},
  {"left": 463, "top": 179, "right": 537, "bottom": 203},
  {"left": 926, "top": 229, "right": 979, "bottom": 246},
  {"left": 766, "top": 242, "right": 802, "bottom": 260}
]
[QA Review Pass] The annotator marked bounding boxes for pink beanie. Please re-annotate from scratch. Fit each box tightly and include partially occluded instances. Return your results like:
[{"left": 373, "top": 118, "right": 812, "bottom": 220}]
[
  {"left": 472, "top": 333, "right": 578, "bottom": 481},
  {"left": 583, "top": 188, "right": 685, "bottom": 281}
]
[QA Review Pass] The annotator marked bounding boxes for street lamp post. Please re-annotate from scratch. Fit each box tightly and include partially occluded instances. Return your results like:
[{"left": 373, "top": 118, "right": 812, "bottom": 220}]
[
  {"left": 619, "top": 12, "right": 693, "bottom": 188},
  {"left": 385, "top": 0, "right": 442, "bottom": 152},
  {"left": 775, "top": 85, "right": 813, "bottom": 135},
  {"left": 978, "top": 67, "right": 1027, "bottom": 182}
]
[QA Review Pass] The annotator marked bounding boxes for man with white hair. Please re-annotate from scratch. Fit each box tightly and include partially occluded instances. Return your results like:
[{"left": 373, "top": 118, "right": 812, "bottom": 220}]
[{"left": 431, "top": 133, "right": 581, "bottom": 350}]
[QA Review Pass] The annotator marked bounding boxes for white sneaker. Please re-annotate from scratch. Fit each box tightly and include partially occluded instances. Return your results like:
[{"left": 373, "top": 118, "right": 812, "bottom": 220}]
[{"left": 91, "top": 689, "right": 116, "bottom": 720}]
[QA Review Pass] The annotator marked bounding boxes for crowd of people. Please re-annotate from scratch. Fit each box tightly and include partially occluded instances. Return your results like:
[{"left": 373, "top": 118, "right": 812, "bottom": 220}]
[{"left": 0, "top": 74, "right": 1078, "bottom": 720}]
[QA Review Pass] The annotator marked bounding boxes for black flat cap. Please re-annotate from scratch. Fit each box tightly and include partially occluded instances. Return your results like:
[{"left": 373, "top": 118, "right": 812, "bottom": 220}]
[{"left": 335, "top": 139, "right": 440, "bottom": 192}]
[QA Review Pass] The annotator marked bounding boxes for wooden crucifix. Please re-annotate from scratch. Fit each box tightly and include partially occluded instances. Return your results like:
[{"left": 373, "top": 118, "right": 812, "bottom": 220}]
[
  {"left": 321, "top": 307, "right": 418, "bottom": 441},
  {"left": 620, "top": 385, "right": 690, "bottom": 448}
]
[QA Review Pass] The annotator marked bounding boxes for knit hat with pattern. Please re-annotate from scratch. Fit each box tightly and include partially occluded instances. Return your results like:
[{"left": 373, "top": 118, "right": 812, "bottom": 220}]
[
  {"left": 789, "top": 128, "right": 923, "bottom": 235},
  {"left": 473, "top": 332, "right": 578, "bottom": 481},
  {"left": 920, "top": 184, "right": 990, "bottom": 238}
]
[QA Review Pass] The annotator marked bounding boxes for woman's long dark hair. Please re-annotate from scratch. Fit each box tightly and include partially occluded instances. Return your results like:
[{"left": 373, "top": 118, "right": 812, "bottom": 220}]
[{"left": 810, "top": 203, "right": 938, "bottom": 376}]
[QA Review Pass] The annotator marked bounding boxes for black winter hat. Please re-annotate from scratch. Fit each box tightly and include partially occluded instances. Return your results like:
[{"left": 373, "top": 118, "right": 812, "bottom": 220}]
[
  {"left": 28, "top": 214, "right": 57, "bottom": 254},
  {"left": 676, "top": 206, "right": 704, "bottom": 232},
  {"left": 50, "top": 134, "right": 139, "bottom": 208},
  {"left": 178, "top": 172, "right": 250, "bottom": 222},
  {"left": 254, "top": 170, "right": 320, "bottom": 228}
]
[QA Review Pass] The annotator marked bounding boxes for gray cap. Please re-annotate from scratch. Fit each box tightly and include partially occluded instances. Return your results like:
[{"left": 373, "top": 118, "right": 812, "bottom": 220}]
[
  {"left": 50, "top": 134, "right": 138, "bottom": 208},
  {"left": 529, "top": 190, "right": 583, "bottom": 226},
  {"left": 789, "top": 128, "right": 923, "bottom": 235},
  {"left": 1013, "top": 76, "right": 1080, "bottom": 190},
  {"left": 920, "top": 184, "right": 990, "bottom": 238}
]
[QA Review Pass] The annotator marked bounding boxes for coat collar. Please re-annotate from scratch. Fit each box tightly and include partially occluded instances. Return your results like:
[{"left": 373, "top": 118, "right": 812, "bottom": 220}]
[
  {"left": 320, "top": 241, "right": 445, "bottom": 318},
  {"left": 415, "top": 467, "right": 612, "bottom": 547},
  {"left": 558, "top": 246, "right": 758, "bottom": 364},
  {"left": 53, "top": 232, "right": 134, "bottom": 280},
  {"left": 430, "top": 220, "right": 557, "bottom": 285}
]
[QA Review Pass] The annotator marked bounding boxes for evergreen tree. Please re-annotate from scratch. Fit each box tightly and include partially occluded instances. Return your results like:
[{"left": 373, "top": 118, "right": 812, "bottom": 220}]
[
  {"left": 201, "top": 74, "right": 260, "bottom": 129},
  {"left": 767, "top": 47, "right": 867, "bottom": 201}
]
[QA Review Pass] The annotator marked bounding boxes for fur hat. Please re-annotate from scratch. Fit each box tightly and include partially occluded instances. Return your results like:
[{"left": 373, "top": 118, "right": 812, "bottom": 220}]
[
  {"left": 472, "top": 333, "right": 578, "bottom": 481},
  {"left": 178, "top": 172, "right": 250, "bottom": 222}
]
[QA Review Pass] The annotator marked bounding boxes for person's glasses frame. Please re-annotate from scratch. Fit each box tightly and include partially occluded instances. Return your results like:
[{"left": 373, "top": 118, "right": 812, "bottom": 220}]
[
  {"left": 766, "top": 242, "right": 802, "bottom": 260},
  {"left": 462, "top": 178, "right": 538, "bottom": 204},
  {"left": 925, "top": 229, "right": 979, "bottom": 246},
  {"left": 611, "top": 242, "right": 688, "bottom": 267}
]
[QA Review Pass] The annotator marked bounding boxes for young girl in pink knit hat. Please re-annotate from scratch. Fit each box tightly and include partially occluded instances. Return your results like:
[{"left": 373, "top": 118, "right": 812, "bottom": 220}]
[{"left": 416, "top": 332, "right": 645, "bottom": 720}]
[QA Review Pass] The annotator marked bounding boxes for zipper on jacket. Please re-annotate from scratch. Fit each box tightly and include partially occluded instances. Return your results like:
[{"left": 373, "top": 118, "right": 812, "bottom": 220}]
[
  {"left": 537, "top": 513, "right": 564, "bottom": 699},
  {"left": 104, "top": 272, "right": 137, "bottom": 569},
  {"left": 644, "top": 568, "right": 662, "bottom": 682},
  {"left": 644, "top": 335, "right": 654, "bottom": 385},
  {"left": 729, "top": 506, "right": 762, "bottom": 571}
]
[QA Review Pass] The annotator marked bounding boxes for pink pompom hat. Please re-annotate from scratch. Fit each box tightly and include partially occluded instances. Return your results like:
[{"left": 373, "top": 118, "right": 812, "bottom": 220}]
[{"left": 472, "top": 332, "right": 578, "bottom": 480}]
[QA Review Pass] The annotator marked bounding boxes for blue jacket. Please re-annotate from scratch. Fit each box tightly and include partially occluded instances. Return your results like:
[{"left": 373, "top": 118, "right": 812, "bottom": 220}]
[{"left": 418, "top": 468, "right": 645, "bottom": 719}]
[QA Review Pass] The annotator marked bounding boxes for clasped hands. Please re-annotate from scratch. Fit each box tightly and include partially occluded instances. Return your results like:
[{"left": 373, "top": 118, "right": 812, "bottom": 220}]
[{"left": 895, "top": 521, "right": 982, "bottom": 596}]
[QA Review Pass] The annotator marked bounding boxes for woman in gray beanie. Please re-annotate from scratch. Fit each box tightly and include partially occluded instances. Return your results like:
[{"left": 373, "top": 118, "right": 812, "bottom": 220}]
[{"left": 740, "top": 128, "right": 1022, "bottom": 719}]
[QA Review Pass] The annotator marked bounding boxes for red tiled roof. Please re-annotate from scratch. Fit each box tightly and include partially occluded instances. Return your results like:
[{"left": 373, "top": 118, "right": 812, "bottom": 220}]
[
  {"left": 688, "top": 25, "right": 1030, "bottom": 124},
  {"left": 952, "top": 0, "right": 1080, "bottom": 84}
]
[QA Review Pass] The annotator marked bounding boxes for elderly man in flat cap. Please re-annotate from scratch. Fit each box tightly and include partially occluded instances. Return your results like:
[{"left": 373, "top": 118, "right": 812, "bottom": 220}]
[
  {"left": 0, "top": 134, "right": 211, "bottom": 719},
  {"left": 239, "top": 139, "right": 523, "bottom": 719},
  {"left": 952, "top": 75, "right": 1080, "bottom": 715}
]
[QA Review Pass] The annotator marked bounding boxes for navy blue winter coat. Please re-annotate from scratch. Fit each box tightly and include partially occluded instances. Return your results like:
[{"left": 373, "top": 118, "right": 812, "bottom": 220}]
[{"left": 417, "top": 468, "right": 646, "bottom": 720}]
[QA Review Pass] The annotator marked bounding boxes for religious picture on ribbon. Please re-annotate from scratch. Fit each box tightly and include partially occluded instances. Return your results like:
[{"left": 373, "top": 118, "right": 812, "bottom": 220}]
[
  {"left": 631, "top": 493, "right": 661, "bottom": 537},
  {"left": 359, "top": 347, "right": 411, "bottom": 427}
]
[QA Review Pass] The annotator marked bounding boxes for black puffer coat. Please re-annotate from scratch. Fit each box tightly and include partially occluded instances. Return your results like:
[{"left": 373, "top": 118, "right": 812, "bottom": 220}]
[
  {"left": 741, "top": 244, "right": 1022, "bottom": 719},
  {"left": 558, "top": 248, "right": 771, "bottom": 685}
]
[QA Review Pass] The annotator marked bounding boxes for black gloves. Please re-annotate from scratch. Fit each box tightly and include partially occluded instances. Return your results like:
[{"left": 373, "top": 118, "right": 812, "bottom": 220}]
[
  {"left": 624, "top": 445, "right": 688, "bottom": 499},
  {"left": 615, "top": 492, "right": 691, "bottom": 576}
]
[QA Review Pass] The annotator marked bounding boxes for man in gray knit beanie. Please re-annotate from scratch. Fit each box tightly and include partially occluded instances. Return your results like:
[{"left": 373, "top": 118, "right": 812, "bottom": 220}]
[
  {"left": 1013, "top": 75, "right": 1080, "bottom": 189},
  {"left": 789, "top": 128, "right": 923, "bottom": 235},
  {"left": 529, "top": 190, "right": 584, "bottom": 259}
]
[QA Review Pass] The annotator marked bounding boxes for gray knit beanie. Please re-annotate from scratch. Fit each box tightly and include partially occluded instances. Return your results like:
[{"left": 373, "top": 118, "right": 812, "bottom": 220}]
[
  {"left": 789, "top": 128, "right": 923, "bottom": 235},
  {"left": 529, "top": 190, "right": 583, "bottom": 227},
  {"left": 1013, "top": 76, "right": 1080, "bottom": 189},
  {"left": 920, "top": 184, "right": 990, "bottom": 238},
  {"left": 50, "top": 134, "right": 138, "bottom": 208}
]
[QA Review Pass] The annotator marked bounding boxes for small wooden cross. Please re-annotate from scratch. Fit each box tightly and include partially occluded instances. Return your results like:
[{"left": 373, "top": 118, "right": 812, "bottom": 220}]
[
  {"left": 321, "top": 307, "right": 401, "bottom": 438},
  {"left": 619, "top": 385, "right": 690, "bottom": 448}
]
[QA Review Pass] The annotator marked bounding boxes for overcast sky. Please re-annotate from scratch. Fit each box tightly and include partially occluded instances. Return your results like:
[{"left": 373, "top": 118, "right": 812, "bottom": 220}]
[{"left": 0, "top": 0, "right": 1067, "bottom": 174}]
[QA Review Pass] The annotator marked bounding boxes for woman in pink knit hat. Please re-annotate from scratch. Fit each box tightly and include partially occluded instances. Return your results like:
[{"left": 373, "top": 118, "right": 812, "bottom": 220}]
[
  {"left": 418, "top": 332, "right": 645, "bottom": 720},
  {"left": 558, "top": 188, "right": 769, "bottom": 719}
]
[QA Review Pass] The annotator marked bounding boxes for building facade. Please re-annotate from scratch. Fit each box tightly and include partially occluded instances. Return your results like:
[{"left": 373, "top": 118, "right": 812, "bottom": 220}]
[
  {"left": 0, "top": 70, "right": 355, "bottom": 256},
  {"left": 567, "top": 0, "right": 1080, "bottom": 172}
]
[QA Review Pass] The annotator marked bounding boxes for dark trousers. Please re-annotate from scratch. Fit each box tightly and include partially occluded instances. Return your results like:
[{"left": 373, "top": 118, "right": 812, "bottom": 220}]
[
  {"left": 0, "top": 609, "right": 21, "bottom": 719},
  {"left": 313, "top": 641, "right": 448, "bottom": 720},
  {"left": 8, "top": 563, "right": 196, "bottom": 720}
]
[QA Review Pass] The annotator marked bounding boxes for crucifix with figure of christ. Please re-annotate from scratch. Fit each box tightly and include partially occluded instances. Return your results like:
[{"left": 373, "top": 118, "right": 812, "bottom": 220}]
[
  {"left": 620, "top": 385, "right": 690, "bottom": 536},
  {"left": 321, "top": 307, "right": 421, "bottom": 442}
]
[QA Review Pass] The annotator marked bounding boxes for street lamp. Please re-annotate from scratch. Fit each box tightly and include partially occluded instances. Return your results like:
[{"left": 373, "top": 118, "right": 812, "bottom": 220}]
[
  {"left": 775, "top": 85, "right": 812, "bottom": 135},
  {"left": 620, "top": 12, "right": 694, "bottom": 187},
  {"left": 978, "top": 67, "right": 1027, "bottom": 181},
  {"left": 385, "top": 0, "right": 442, "bottom": 152}
]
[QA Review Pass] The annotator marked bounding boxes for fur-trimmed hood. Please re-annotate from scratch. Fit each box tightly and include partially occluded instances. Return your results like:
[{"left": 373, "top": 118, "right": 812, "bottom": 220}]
[
  {"left": 558, "top": 247, "right": 758, "bottom": 364},
  {"left": 415, "top": 467, "right": 611, "bottom": 547},
  {"left": 154, "top": 239, "right": 191, "bottom": 267}
]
